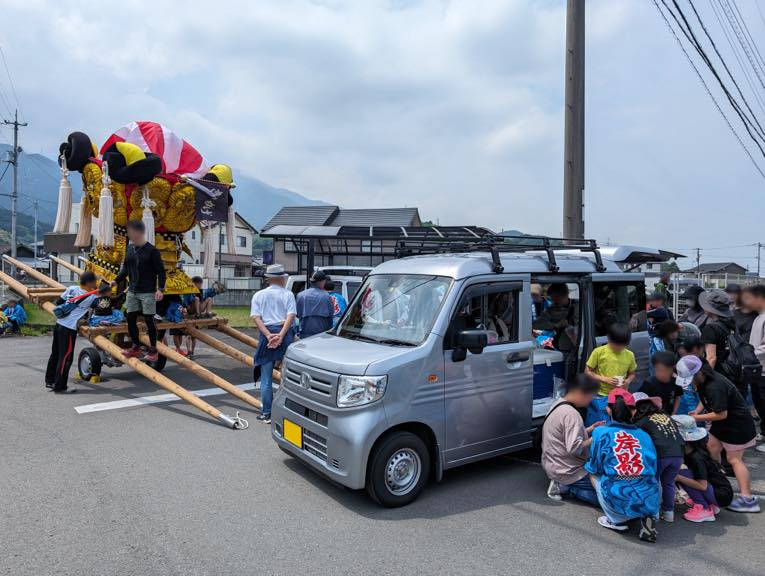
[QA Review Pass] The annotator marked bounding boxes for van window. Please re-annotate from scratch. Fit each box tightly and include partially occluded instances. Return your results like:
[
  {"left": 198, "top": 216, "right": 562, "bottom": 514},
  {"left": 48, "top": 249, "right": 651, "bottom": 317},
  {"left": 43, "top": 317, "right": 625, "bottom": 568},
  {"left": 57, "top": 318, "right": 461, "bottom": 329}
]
[
  {"left": 347, "top": 281, "right": 362, "bottom": 301},
  {"left": 593, "top": 281, "right": 646, "bottom": 336},
  {"left": 531, "top": 282, "right": 580, "bottom": 352},
  {"left": 446, "top": 283, "right": 520, "bottom": 348}
]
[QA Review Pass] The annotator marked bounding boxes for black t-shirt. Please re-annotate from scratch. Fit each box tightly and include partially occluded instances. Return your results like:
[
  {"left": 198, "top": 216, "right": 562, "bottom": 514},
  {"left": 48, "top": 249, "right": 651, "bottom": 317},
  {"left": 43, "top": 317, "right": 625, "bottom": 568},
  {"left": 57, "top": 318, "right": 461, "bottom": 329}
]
[
  {"left": 639, "top": 376, "right": 684, "bottom": 414},
  {"left": 697, "top": 373, "right": 756, "bottom": 444},
  {"left": 733, "top": 309, "right": 758, "bottom": 342},
  {"left": 91, "top": 295, "right": 114, "bottom": 316},
  {"left": 701, "top": 320, "right": 733, "bottom": 375},
  {"left": 635, "top": 412, "right": 685, "bottom": 458},
  {"left": 684, "top": 449, "right": 733, "bottom": 507}
]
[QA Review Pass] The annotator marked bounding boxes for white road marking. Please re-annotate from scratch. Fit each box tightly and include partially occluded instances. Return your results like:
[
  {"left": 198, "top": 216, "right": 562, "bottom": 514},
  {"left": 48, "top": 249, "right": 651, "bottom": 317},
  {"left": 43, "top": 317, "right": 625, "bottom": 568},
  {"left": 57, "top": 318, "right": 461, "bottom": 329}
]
[{"left": 74, "top": 383, "right": 258, "bottom": 414}]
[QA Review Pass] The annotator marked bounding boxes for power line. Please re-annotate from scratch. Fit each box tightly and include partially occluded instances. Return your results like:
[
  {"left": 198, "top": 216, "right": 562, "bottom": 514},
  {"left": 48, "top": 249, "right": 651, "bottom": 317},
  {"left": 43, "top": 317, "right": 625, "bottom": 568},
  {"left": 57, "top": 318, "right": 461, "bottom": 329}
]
[
  {"left": 652, "top": 0, "right": 765, "bottom": 178},
  {"left": 663, "top": 0, "right": 765, "bottom": 152},
  {"left": 0, "top": 47, "right": 21, "bottom": 119}
]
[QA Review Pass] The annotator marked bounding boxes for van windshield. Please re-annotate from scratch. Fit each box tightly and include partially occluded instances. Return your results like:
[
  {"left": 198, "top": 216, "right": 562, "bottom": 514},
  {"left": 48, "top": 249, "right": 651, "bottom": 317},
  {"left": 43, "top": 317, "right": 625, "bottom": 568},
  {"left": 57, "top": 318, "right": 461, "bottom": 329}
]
[{"left": 337, "top": 274, "right": 451, "bottom": 346}]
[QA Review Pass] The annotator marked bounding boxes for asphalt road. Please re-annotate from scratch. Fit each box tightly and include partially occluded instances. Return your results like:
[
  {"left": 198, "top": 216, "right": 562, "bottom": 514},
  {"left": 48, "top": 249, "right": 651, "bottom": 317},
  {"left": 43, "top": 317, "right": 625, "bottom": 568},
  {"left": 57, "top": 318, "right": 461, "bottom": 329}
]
[{"left": 1, "top": 332, "right": 765, "bottom": 576}]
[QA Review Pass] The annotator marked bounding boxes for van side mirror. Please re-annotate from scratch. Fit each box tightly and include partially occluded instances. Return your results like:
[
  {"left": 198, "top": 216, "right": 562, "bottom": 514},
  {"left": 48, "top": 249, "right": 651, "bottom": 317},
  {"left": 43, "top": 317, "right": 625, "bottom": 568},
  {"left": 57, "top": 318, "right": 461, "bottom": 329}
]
[{"left": 452, "top": 329, "right": 489, "bottom": 362}]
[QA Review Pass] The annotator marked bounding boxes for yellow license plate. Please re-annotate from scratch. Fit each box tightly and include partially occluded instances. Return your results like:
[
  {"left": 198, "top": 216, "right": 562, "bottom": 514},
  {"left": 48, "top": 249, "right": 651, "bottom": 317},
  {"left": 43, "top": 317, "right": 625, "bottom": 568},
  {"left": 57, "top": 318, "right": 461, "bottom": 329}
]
[{"left": 283, "top": 419, "right": 303, "bottom": 449}]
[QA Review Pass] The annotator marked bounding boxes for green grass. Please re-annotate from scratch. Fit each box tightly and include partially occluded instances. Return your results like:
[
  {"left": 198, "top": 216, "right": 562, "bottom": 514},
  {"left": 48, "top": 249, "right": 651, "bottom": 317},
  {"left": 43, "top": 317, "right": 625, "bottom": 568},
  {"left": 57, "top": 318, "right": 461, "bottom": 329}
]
[
  {"left": 215, "top": 306, "right": 253, "bottom": 328},
  {"left": 24, "top": 304, "right": 55, "bottom": 326}
]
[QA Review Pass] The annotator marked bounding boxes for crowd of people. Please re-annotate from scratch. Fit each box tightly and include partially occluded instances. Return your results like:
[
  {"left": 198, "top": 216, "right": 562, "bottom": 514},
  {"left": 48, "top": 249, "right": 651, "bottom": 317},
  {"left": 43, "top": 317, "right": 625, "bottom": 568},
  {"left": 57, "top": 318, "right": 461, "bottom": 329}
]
[{"left": 542, "top": 283, "right": 765, "bottom": 542}]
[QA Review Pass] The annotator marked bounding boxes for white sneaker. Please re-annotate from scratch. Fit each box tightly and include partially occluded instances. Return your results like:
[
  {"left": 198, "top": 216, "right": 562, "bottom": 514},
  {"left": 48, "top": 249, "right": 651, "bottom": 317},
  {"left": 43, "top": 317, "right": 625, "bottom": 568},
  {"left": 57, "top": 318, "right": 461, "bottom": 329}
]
[
  {"left": 756, "top": 444, "right": 765, "bottom": 454},
  {"left": 547, "top": 479, "right": 562, "bottom": 501},
  {"left": 598, "top": 515, "right": 629, "bottom": 531},
  {"left": 660, "top": 511, "right": 675, "bottom": 523},
  {"left": 755, "top": 433, "right": 765, "bottom": 443}
]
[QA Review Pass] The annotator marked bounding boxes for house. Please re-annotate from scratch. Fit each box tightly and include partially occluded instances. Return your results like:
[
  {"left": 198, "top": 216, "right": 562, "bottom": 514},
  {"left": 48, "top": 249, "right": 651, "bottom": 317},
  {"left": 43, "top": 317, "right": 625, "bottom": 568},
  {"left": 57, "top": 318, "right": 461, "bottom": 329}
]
[
  {"left": 683, "top": 262, "right": 748, "bottom": 275},
  {"left": 181, "top": 212, "right": 258, "bottom": 278},
  {"left": 261, "top": 205, "right": 494, "bottom": 277}
]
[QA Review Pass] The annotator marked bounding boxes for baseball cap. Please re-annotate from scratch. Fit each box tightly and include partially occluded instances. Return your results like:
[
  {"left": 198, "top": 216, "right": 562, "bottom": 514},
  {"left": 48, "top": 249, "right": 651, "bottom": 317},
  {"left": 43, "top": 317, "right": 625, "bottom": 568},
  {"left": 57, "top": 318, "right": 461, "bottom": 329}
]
[
  {"left": 675, "top": 355, "right": 702, "bottom": 389},
  {"left": 632, "top": 391, "right": 663, "bottom": 409},
  {"left": 310, "top": 270, "right": 328, "bottom": 283},
  {"left": 607, "top": 387, "right": 635, "bottom": 407},
  {"left": 672, "top": 415, "right": 708, "bottom": 442}
]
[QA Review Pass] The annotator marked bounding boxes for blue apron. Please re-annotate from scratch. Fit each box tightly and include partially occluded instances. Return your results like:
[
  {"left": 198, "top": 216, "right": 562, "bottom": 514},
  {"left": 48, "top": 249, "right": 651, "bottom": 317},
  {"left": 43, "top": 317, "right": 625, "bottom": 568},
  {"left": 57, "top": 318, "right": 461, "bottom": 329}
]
[{"left": 254, "top": 323, "right": 294, "bottom": 366}]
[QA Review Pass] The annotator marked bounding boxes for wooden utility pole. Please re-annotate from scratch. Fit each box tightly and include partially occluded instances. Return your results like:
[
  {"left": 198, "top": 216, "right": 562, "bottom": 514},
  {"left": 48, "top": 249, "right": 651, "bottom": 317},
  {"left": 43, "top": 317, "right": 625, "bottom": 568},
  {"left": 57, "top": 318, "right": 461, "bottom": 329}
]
[
  {"left": 563, "top": 0, "right": 585, "bottom": 239},
  {"left": 2, "top": 110, "right": 28, "bottom": 260}
]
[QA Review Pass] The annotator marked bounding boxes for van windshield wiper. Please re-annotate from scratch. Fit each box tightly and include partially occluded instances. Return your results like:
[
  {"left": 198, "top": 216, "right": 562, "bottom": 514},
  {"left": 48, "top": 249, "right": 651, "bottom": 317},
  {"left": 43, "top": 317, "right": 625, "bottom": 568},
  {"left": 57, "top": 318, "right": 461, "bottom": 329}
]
[{"left": 369, "top": 338, "right": 416, "bottom": 347}]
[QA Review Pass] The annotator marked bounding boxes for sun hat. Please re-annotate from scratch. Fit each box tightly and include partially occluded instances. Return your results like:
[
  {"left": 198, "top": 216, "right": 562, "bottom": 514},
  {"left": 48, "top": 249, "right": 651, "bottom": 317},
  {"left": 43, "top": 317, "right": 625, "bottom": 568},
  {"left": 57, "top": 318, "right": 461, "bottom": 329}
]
[
  {"left": 698, "top": 289, "right": 733, "bottom": 318},
  {"left": 671, "top": 414, "right": 708, "bottom": 442},
  {"left": 675, "top": 355, "right": 702, "bottom": 388},
  {"left": 607, "top": 387, "right": 635, "bottom": 407},
  {"left": 632, "top": 392, "right": 663, "bottom": 409},
  {"left": 264, "top": 264, "right": 288, "bottom": 277}
]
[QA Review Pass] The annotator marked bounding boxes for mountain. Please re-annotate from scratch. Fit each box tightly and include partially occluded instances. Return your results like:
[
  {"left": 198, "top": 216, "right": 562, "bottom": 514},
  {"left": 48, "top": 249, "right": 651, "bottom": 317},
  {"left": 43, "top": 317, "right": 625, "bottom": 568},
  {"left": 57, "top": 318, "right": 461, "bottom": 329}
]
[
  {"left": 0, "top": 207, "right": 52, "bottom": 245},
  {"left": 0, "top": 143, "right": 326, "bottom": 231}
]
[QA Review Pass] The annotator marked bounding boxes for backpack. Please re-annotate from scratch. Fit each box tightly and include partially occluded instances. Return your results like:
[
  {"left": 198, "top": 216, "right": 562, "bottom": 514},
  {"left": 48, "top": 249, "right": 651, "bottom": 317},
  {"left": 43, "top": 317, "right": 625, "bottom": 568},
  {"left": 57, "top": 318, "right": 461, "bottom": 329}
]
[
  {"left": 53, "top": 289, "right": 97, "bottom": 319},
  {"left": 721, "top": 328, "right": 761, "bottom": 387}
]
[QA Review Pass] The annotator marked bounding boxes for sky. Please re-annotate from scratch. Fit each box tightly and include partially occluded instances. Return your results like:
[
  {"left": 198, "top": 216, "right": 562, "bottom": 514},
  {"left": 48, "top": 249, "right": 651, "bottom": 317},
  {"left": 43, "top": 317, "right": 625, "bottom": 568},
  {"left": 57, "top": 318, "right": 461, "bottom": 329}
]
[{"left": 0, "top": 0, "right": 763, "bottom": 270}]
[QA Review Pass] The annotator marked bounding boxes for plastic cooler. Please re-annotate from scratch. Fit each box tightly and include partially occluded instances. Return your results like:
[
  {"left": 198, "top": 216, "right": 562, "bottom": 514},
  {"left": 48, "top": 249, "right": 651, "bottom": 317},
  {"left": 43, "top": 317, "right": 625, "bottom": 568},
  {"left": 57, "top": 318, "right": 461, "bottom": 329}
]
[{"left": 532, "top": 348, "right": 565, "bottom": 400}]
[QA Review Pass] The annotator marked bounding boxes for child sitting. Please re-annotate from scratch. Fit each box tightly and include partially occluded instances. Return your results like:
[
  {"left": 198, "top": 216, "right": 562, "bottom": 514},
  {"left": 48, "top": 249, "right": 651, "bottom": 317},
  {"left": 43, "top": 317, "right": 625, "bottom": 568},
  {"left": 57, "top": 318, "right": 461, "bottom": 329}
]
[
  {"left": 632, "top": 393, "right": 685, "bottom": 522},
  {"left": 164, "top": 295, "right": 188, "bottom": 356},
  {"left": 672, "top": 415, "right": 734, "bottom": 522},
  {"left": 675, "top": 337, "right": 703, "bottom": 415},
  {"left": 584, "top": 322, "right": 638, "bottom": 425},
  {"left": 639, "top": 351, "right": 683, "bottom": 415},
  {"left": 88, "top": 283, "right": 125, "bottom": 326},
  {"left": 185, "top": 276, "right": 221, "bottom": 318}
]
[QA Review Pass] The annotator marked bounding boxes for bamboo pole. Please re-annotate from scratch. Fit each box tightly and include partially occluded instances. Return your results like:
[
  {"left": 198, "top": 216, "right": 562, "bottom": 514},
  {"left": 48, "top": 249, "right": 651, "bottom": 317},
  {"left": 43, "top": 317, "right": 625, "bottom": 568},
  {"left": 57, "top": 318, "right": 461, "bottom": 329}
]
[
  {"left": 91, "top": 335, "right": 245, "bottom": 428},
  {"left": 81, "top": 317, "right": 224, "bottom": 337},
  {"left": 187, "top": 326, "right": 254, "bottom": 366},
  {"left": 139, "top": 334, "right": 262, "bottom": 411},
  {"left": 48, "top": 254, "right": 85, "bottom": 276},
  {"left": 2, "top": 255, "right": 66, "bottom": 289},
  {"left": 216, "top": 323, "right": 260, "bottom": 349},
  {"left": 0, "top": 268, "right": 245, "bottom": 429}
]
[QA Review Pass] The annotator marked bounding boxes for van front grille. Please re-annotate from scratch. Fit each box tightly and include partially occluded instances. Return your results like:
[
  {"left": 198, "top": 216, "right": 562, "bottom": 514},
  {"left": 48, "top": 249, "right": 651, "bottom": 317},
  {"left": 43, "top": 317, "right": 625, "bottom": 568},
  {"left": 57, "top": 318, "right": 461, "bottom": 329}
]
[
  {"left": 303, "top": 429, "right": 328, "bottom": 462},
  {"left": 284, "top": 398, "right": 329, "bottom": 427}
]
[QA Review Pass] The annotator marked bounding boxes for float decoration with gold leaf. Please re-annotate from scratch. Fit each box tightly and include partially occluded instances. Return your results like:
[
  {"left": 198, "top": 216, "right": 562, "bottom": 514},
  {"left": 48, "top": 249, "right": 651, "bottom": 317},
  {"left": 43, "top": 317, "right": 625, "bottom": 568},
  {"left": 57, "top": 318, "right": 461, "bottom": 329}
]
[{"left": 56, "top": 122, "right": 235, "bottom": 295}]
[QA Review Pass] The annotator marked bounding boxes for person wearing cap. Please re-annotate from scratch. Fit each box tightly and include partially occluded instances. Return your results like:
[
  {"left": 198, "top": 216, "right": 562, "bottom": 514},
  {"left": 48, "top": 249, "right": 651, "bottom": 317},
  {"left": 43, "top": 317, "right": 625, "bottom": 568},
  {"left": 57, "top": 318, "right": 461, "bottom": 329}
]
[
  {"left": 542, "top": 374, "right": 604, "bottom": 505},
  {"left": 296, "top": 270, "right": 335, "bottom": 339},
  {"left": 728, "top": 283, "right": 758, "bottom": 342},
  {"left": 744, "top": 285, "right": 765, "bottom": 447},
  {"left": 698, "top": 289, "right": 739, "bottom": 385},
  {"left": 250, "top": 263, "right": 297, "bottom": 424},
  {"left": 654, "top": 272, "right": 672, "bottom": 306},
  {"left": 679, "top": 285, "right": 707, "bottom": 329},
  {"left": 675, "top": 355, "right": 760, "bottom": 512},
  {"left": 632, "top": 392, "right": 684, "bottom": 522},
  {"left": 585, "top": 387, "right": 660, "bottom": 542},
  {"left": 675, "top": 338, "right": 704, "bottom": 416},
  {"left": 672, "top": 415, "right": 734, "bottom": 522}
]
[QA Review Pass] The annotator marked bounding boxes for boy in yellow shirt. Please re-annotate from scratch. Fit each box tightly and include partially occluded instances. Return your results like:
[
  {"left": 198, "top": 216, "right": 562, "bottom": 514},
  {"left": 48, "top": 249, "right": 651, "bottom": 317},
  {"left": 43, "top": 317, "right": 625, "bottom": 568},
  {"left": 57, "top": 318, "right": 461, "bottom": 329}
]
[{"left": 585, "top": 322, "right": 638, "bottom": 397}]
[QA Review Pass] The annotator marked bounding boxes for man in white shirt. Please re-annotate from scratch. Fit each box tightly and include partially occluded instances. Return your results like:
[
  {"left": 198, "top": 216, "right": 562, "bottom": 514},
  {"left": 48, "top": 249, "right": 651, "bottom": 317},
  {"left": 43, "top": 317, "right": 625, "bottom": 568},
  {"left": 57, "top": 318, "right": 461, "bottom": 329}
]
[
  {"left": 250, "top": 264, "right": 297, "bottom": 423},
  {"left": 45, "top": 271, "right": 99, "bottom": 394}
]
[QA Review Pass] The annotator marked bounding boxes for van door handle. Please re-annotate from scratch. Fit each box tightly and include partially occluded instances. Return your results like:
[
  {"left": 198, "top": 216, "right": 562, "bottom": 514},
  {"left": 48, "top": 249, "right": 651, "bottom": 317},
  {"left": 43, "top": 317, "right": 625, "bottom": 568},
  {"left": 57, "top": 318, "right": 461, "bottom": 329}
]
[{"left": 506, "top": 351, "right": 530, "bottom": 363}]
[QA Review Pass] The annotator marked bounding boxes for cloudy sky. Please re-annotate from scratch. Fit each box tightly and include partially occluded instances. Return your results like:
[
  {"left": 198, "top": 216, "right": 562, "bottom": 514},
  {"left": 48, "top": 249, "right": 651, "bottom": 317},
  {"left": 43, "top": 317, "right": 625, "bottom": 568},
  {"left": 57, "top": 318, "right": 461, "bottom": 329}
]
[{"left": 0, "top": 0, "right": 763, "bottom": 269}]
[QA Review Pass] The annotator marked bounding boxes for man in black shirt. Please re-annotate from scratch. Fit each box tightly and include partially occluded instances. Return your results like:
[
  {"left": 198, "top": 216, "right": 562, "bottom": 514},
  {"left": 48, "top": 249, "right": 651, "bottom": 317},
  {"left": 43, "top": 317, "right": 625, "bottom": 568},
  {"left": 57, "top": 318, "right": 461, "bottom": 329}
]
[
  {"left": 699, "top": 290, "right": 736, "bottom": 380},
  {"left": 639, "top": 351, "right": 683, "bottom": 414},
  {"left": 727, "top": 284, "right": 758, "bottom": 341},
  {"left": 112, "top": 219, "right": 165, "bottom": 362}
]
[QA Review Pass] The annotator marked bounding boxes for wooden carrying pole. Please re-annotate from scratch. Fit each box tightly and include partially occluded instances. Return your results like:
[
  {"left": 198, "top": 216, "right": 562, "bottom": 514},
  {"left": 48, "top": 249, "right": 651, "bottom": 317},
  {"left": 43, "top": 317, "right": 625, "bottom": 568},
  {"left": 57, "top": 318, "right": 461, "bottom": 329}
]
[
  {"left": 0, "top": 269, "right": 246, "bottom": 429},
  {"left": 139, "top": 334, "right": 262, "bottom": 411},
  {"left": 216, "top": 323, "right": 260, "bottom": 349},
  {"left": 48, "top": 254, "right": 87, "bottom": 277},
  {"left": 91, "top": 335, "right": 246, "bottom": 428},
  {"left": 3, "top": 254, "right": 65, "bottom": 289}
]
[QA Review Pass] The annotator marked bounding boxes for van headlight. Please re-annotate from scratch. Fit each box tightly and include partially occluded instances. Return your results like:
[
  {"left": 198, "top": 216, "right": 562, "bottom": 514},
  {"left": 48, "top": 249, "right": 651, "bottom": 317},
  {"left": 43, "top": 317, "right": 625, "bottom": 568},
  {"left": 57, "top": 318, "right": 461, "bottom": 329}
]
[{"left": 337, "top": 375, "right": 387, "bottom": 408}]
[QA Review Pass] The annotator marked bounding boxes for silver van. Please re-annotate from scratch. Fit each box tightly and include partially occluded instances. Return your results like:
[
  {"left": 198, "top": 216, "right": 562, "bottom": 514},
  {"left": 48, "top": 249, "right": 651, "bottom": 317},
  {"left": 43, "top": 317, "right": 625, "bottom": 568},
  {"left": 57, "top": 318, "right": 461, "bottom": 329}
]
[{"left": 272, "top": 239, "right": 671, "bottom": 506}]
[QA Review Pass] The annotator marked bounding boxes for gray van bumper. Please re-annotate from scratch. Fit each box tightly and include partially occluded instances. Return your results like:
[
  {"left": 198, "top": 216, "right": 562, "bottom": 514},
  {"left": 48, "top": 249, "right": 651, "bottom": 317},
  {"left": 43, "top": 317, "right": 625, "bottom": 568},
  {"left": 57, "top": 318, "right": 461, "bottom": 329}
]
[{"left": 271, "top": 388, "right": 387, "bottom": 490}]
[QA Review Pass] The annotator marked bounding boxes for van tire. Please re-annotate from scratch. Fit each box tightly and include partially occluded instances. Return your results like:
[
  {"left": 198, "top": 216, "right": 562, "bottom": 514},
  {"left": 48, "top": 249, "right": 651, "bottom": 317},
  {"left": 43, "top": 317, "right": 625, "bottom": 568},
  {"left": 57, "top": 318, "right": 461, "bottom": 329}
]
[{"left": 366, "top": 431, "right": 430, "bottom": 507}]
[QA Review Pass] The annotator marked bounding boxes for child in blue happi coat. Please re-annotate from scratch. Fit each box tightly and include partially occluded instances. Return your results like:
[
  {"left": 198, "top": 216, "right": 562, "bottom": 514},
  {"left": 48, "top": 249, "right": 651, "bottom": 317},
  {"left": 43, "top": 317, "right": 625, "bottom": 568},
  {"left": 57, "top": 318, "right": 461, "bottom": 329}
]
[
  {"left": 2, "top": 299, "right": 26, "bottom": 334},
  {"left": 585, "top": 388, "right": 661, "bottom": 543}
]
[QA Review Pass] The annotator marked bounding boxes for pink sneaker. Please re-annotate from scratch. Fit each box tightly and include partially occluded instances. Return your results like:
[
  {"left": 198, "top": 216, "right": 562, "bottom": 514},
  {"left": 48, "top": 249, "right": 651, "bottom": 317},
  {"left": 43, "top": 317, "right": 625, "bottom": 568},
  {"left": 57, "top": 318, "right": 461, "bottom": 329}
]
[
  {"left": 684, "top": 504, "right": 716, "bottom": 523},
  {"left": 122, "top": 345, "right": 143, "bottom": 359}
]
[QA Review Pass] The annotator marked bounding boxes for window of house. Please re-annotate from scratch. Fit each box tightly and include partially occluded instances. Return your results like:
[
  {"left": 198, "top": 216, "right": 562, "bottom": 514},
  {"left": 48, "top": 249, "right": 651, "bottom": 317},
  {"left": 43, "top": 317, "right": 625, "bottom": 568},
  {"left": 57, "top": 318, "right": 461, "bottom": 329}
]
[
  {"left": 593, "top": 281, "right": 646, "bottom": 336},
  {"left": 446, "top": 283, "right": 520, "bottom": 348},
  {"left": 237, "top": 236, "right": 247, "bottom": 248}
]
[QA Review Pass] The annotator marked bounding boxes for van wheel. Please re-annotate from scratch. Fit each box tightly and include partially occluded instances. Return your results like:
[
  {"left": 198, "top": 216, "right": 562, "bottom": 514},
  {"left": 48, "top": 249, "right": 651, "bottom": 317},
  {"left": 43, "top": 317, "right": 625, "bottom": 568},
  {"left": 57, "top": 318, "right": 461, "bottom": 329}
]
[
  {"left": 78, "top": 348, "right": 102, "bottom": 380},
  {"left": 366, "top": 431, "right": 430, "bottom": 507}
]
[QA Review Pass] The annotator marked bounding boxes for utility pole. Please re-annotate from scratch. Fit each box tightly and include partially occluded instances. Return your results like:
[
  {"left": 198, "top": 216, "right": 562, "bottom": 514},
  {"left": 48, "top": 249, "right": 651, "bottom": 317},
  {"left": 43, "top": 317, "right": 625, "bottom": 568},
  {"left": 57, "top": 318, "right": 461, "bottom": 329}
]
[
  {"left": 563, "top": 0, "right": 585, "bottom": 239},
  {"left": 695, "top": 248, "right": 701, "bottom": 281},
  {"left": 33, "top": 200, "right": 38, "bottom": 260},
  {"left": 757, "top": 242, "right": 762, "bottom": 278},
  {"left": 2, "top": 110, "right": 28, "bottom": 260}
]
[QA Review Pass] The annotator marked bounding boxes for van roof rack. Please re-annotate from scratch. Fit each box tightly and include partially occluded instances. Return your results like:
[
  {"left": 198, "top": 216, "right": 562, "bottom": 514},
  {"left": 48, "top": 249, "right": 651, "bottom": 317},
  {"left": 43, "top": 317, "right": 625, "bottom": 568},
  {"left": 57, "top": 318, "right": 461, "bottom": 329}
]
[{"left": 394, "top": 234, "right": 607, "bottom": 274}]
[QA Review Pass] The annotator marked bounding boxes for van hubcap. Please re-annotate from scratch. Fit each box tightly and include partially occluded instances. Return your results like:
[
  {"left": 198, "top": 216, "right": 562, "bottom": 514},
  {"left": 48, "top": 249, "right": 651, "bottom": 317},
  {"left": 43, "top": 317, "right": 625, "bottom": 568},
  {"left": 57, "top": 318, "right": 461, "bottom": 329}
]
[{"left": 384, "top": 449, "right": 421, "bottom": 496}]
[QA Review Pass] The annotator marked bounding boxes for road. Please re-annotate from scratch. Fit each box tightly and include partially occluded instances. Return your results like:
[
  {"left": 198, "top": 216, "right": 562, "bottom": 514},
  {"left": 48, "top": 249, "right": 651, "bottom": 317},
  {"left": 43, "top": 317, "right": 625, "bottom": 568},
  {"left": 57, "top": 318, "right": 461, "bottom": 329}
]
[{"left": 1, "top": 332, "right": 764, "bottom": 576}]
